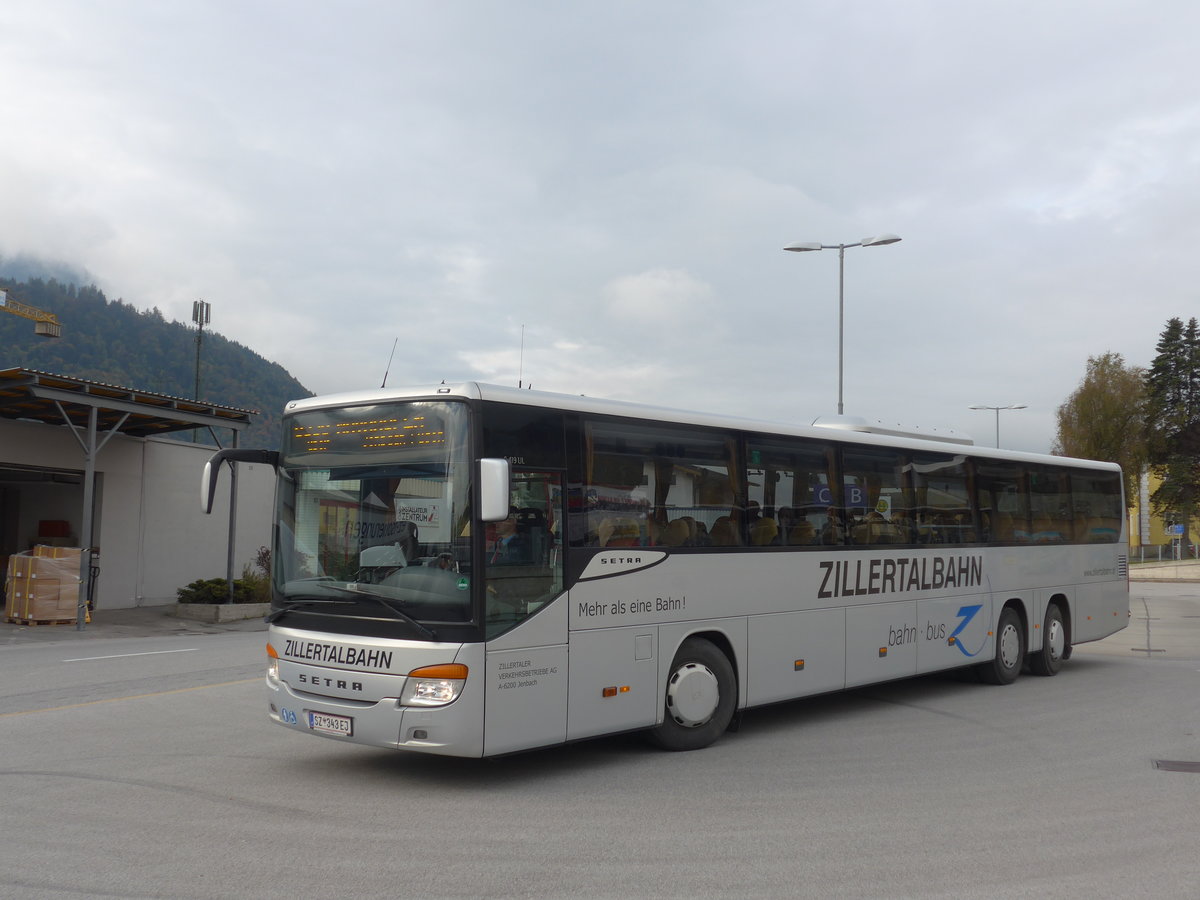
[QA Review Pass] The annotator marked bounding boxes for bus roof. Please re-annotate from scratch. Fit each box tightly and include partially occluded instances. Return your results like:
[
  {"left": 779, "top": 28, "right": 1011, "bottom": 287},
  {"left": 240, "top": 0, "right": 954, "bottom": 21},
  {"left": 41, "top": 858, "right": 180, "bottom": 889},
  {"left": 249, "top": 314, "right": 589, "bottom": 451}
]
[{"left": 283, "top": 382, "right": 1121, "bottom": 473}]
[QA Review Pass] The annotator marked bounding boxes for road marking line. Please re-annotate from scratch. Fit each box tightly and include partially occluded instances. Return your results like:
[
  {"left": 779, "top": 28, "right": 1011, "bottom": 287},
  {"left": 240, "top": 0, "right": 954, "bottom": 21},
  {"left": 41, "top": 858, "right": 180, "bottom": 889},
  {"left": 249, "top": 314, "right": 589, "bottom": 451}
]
[
  {"left": 63, "top": 648, "right": 199, "bottom": 662},
  {"left": 0, "top": 678, "right": 259, "bottom": 718}
]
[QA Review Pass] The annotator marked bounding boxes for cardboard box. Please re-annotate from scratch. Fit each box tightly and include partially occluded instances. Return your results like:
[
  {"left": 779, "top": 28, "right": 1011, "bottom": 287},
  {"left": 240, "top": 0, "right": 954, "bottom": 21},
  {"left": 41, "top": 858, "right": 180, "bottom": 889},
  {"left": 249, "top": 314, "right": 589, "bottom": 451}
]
[
  {"left": 5, "top": 547, "right": 83, "bottom": 623},
  {"left": 32, "top": 545, "right": 84, "bottom": 561}
]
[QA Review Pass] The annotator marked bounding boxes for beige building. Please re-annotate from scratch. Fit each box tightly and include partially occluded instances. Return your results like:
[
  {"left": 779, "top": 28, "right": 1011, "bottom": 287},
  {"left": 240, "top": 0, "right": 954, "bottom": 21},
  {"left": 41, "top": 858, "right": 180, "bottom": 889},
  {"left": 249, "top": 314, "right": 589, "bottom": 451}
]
[{"left": 1128, "top": 469, "right": 1196, "bottom": 559}]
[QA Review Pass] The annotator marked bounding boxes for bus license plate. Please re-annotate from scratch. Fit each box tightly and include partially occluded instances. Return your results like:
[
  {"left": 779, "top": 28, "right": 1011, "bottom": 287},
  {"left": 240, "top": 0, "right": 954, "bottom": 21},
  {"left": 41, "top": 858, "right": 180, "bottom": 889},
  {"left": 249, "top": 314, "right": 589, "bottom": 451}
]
[{"left": 308, "top": 711, "right": 353, "bottom": 736}]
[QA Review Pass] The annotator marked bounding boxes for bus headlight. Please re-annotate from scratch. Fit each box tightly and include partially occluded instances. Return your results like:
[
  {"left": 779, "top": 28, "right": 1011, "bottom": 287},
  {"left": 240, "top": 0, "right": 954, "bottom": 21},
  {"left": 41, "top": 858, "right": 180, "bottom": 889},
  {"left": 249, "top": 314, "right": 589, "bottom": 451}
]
[
  {"left": 267, "top": 642, "right": 280, "bottom": 680},
  {"left": 402, "top": 663, "right": 468, "bottom": 707}
]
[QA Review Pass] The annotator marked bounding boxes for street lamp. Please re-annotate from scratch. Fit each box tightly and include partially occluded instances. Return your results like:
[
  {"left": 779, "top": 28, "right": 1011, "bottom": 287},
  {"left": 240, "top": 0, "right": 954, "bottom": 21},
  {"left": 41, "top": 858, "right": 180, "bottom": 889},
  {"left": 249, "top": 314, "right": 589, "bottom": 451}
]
[
  {"left": 970, "top": 403, "right": 1026, "bottom": 448},
  {"left": 784, "top": 234, "right": 901, "bottom": 415}
]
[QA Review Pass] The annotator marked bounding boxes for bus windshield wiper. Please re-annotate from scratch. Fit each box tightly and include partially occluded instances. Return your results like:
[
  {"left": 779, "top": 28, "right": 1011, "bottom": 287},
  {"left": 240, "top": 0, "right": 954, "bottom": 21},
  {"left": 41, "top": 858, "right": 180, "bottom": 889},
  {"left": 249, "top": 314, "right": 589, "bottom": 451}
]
[
  {"left": 323, "top": 584, "right": 439, "bottom": 641},
  {"left": 266, "top": 597, "right": 356, "bottom": 623}
]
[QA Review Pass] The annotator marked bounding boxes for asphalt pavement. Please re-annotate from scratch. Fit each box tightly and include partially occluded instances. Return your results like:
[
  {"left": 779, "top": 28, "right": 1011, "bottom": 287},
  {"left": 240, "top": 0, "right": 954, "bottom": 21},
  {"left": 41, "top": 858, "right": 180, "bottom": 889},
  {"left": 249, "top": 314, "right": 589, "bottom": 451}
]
[
  {"left": 1, "top": 603, "right": 267, "bottom": 645},
  {"left": 3, "top": 577, "right": 1196, "bottom": 899}
]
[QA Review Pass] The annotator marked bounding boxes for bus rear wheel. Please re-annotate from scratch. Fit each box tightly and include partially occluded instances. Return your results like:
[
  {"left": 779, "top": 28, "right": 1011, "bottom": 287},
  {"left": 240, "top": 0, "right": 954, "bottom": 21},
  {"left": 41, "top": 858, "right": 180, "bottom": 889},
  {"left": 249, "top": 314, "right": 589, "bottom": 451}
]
[
  {"left": 1029, "top": 602, "right": 1067, "bottom": 676},
  {"left": 647, "top": 638, "right": 736, "bottom": 752},
  {"left": 977, "top": 606, "right": 1024, "bottom": 685}
]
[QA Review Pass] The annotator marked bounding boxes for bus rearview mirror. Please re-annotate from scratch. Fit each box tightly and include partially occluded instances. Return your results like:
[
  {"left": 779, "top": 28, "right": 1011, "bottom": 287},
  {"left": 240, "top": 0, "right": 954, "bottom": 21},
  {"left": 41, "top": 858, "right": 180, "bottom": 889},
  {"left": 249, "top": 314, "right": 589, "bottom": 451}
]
[
  {"left": 479, "top": 458, "right": 511, "bottom": 522},
  {"left": 201, "top": 448, "right": 280, "bottom": 514}
]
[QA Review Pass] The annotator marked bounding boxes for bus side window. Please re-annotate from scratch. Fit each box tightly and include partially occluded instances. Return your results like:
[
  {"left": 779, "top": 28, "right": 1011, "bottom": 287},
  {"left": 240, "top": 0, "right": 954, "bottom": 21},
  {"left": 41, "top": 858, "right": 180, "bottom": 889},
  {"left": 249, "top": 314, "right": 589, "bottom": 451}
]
[
  {"left": 583, "top": 446, "right": 648, "bottom": 547},
  {"left": 976, "top": 460, "right": 1029, "bottom": 545},
  {"left": 841, "top": 447, "right": 913, "bottom": 546},
  {"left": 747, "top": 439, "right": 836, "bottom": 548},
  {"left": 911, "top": 452, "right": 974, "bottom": 545},
  {"left": 1030, "top": 467, "right": 1072, "bottom": 543},
  {"left": 1073, "top": 470, "right": 1122, "bottom": 543},
  {"left": 584, "top": 421, "right": 736, "bottom": 550}
]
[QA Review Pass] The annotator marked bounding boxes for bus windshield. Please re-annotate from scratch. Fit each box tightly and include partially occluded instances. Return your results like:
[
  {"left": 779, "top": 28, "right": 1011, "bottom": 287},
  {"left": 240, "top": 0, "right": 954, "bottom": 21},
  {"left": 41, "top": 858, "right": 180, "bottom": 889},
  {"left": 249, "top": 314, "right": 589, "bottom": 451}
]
[{"left": 273, "top": 400, "right": 474, "bottom": 630}]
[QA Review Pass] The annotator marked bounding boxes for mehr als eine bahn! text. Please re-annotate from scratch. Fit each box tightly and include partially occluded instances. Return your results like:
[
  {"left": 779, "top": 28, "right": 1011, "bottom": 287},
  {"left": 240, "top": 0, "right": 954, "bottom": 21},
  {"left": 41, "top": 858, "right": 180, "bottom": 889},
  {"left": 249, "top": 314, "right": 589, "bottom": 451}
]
[{"left": 202, "top": 382, "right": 1128, "bottom": 758}]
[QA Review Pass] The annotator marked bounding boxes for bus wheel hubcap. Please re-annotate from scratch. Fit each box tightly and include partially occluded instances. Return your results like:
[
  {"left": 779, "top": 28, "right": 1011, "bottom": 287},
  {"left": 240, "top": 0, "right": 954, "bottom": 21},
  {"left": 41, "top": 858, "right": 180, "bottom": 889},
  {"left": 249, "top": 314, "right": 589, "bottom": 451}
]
[
  {"left": 666, "top": 662, "right": 719, "bottom": 727},
  {"left": 998, "top": 624, "right": 1021, "bottom": 669},
  {"left": 1046, "top": 619, "right": 1064, "bottom": 661}
]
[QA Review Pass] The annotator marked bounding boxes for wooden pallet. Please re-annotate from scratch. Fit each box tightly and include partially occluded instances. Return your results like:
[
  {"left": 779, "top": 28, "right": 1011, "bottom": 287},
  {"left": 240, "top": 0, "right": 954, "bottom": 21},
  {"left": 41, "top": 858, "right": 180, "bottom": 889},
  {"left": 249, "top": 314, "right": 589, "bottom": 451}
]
[{"left": 6, "top": 614, "right": 88, "bottom": 626}]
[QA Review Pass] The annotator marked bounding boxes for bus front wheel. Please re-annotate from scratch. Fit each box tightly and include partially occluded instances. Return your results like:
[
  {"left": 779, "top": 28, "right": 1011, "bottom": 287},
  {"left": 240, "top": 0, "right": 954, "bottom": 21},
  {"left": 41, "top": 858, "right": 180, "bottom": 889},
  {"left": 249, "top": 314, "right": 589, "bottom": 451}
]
[
  {"left": 977, "top": 606, "right": 1025, "bottom": 685},
  {"left": 647, "top": 638, "right": 736, "bottom": 751},
  {"left": 1029, "top": 602, "right": 1066, "bottom": 677}
]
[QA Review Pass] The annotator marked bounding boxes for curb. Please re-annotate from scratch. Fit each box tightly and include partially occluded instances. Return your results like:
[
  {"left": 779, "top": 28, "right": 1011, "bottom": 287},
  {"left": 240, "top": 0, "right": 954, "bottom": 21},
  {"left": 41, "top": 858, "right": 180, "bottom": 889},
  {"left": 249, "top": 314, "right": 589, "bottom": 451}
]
[{"left": 171, "top": 602, "right": 269, "bottom": 623}]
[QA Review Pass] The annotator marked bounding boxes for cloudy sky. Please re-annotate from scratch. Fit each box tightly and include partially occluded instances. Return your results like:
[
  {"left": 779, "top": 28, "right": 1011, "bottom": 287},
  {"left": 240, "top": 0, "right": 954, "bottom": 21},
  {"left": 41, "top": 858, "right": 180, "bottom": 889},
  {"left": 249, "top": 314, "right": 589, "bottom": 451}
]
[{"left": 2, "top": 1, "right": 1197, "bottom": 453}]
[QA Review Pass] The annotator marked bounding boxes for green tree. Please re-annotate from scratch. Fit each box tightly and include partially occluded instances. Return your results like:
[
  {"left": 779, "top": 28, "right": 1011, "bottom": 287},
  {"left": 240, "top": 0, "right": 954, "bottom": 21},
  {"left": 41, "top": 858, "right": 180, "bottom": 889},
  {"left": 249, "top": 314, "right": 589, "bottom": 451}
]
[
  {"left": 1053, "top": 351, "right": 1147, "bottom": 507},
  {"left": 0, "top": 275, "right": 311, "bottom": 448},
  {"left": 1145, "top": 317, "right": 1200, "bottom": 537}
]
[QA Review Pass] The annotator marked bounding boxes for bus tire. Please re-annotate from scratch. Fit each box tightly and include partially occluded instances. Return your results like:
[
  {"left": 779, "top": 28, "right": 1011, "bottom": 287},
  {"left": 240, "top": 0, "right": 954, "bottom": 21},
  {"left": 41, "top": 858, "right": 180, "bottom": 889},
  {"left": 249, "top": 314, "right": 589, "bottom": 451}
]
[
  {"left": 977, "top": 606, "right": 1024, "bottom": 685},
  {"left": 1029, "top": 602, "right": 1066, "bottom": 677},
  {"left": 647, "top": 638, "right": 736, "bottom": 752}
]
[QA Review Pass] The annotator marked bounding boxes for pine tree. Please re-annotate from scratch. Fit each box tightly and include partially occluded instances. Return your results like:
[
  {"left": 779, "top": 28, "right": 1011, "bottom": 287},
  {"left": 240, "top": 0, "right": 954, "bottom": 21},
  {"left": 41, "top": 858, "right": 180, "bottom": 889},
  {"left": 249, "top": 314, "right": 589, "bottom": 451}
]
[{"left": 1145, "top": 317, "right": 1200, "bottom": 543}]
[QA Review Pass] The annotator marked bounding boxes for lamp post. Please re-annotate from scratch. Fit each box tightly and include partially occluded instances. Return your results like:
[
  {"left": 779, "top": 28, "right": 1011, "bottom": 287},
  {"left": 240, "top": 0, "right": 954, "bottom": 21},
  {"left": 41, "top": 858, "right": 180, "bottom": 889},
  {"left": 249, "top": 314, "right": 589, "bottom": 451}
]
[
  {"left": 784, "top": 234, "right": 901, "bottom": 415},
  {"left": 970, "top": 403, "right": 1026, "bottom": 448}
]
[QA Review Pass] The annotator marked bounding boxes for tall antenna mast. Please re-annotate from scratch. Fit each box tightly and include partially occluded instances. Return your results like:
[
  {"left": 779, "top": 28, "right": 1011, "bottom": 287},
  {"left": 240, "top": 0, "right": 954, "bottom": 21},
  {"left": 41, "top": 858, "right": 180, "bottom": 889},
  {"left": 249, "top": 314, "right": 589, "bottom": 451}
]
[
  {"left": 381, "top": 337, "right": 398, "bottom": 388},
  {"left": 518, "top": 324, "right": 525, "bottom": 388},
  {"left": 192, "top": 299, "right": 211, "bottom": 399}
]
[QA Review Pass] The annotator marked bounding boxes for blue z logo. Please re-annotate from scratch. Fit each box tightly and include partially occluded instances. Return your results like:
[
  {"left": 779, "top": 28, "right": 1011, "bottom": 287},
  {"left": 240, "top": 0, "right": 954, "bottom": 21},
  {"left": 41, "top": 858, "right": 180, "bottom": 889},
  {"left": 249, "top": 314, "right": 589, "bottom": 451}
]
[{"left": 950, "top": 604, "right": 986, "bottom": 657}]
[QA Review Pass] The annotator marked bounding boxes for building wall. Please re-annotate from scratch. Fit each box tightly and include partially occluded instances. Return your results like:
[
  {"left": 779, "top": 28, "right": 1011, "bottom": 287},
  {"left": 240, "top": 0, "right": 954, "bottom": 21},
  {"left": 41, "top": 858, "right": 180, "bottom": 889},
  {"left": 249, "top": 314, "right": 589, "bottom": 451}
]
[
  {"left": 1, "top": 417, "right": 273, "bottom": 608},
  {"left": 1128, "top": 469, "right": 1198, "bottom": 554},
  {"left": 139, "top": 439, "right": 275, "bottom": 604}
]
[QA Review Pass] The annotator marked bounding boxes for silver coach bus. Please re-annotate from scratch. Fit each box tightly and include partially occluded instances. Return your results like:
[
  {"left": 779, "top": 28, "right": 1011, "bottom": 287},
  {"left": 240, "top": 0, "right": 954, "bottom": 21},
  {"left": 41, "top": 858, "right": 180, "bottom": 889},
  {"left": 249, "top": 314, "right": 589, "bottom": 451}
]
[{"left": 202, "top": 382, "right": 1128, "bottom": 757}]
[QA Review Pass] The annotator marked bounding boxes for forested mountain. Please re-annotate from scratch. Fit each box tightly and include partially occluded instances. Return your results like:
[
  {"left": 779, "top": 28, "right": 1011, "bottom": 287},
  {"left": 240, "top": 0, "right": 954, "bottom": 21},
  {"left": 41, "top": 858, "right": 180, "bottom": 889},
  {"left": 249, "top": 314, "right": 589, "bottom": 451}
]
[{"left": 0, "top": 277, "right": 311, "bottom": 449}]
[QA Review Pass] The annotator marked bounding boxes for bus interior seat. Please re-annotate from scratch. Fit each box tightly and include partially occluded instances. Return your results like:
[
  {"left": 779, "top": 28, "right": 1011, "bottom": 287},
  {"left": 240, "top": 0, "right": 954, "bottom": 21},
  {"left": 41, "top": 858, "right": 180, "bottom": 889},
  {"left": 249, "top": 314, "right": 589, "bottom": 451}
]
[
  {"left": 750, "top": 517, "right": 779, "bottom": 546},
  {"left": 709, "top": 516, "right": 740, "bottom": 546},
  {"left": 599, "top": 518, "right": 641, "bottom": 547},
  {"left": 664, "top": 518, "right": 693, "bottom": 547},
  {"left": 787, "top": 521, "right": 815, "bottom": 545}
]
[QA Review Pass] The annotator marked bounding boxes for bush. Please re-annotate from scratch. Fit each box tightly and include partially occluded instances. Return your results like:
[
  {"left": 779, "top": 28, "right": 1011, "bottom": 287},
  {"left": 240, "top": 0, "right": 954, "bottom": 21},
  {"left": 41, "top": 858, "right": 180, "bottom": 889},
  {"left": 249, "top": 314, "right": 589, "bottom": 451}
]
[
  {"left": 176, "top": 577, "right": 263, "bottom": 604},
  {"left": 238, "top": 565, "right": 271, "bottom": 604},
  {"left": 177, "top": 548, "right": 273, "bottom": 604}
]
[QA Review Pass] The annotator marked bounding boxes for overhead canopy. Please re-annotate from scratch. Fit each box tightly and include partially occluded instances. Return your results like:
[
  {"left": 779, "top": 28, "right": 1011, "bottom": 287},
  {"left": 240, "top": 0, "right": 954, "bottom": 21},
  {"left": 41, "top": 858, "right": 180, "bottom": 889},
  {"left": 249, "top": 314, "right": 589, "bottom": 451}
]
[
  {"left": 0, "top": 367, "right": 259, "bottom": 630},
  {"left": 0, "top": 367, "right": 255, "bottom": 436}
]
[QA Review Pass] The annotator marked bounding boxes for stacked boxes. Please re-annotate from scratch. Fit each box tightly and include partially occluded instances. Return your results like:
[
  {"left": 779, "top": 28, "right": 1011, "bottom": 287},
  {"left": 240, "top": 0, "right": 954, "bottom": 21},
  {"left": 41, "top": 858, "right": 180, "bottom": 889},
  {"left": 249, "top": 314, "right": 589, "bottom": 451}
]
[{"left": 5, "top": 546, "right": 85, "bottom": 624}]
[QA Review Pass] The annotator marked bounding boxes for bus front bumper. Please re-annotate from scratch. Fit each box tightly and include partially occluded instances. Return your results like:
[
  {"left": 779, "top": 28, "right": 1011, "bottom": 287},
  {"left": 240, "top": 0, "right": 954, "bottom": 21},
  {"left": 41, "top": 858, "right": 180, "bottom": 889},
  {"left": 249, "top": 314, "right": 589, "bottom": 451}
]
[{"left": 266, "top": 671, "right": 485, "bottom": 757}]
